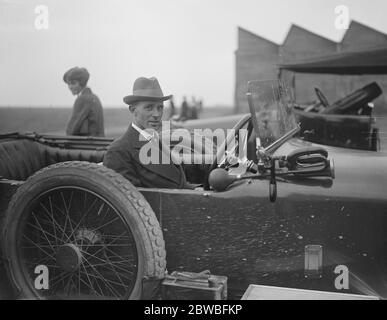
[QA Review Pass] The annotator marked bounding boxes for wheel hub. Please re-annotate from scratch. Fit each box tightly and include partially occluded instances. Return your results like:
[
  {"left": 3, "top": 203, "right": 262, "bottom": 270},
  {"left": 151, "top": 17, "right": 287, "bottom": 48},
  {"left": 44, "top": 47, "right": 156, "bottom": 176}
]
[{"left": 56, "top": 243, "right": 82, "bottom": 272}]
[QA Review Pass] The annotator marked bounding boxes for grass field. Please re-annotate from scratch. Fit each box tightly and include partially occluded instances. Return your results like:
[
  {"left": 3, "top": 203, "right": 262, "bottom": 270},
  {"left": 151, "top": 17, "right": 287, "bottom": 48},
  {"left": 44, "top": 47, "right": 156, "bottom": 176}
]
[
  {"left": 0, "top": 106, "right": 234, "bottom": 137},
  {"left": 1, "top": 106, "right": 387, "bottom": 150}
]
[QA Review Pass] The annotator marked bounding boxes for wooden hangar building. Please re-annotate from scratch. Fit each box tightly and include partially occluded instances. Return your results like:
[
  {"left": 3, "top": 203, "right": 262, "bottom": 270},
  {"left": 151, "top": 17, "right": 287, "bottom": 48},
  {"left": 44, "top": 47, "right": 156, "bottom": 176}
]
[{"left": 234, "top": 21, "right": 387, "bottom": 114}]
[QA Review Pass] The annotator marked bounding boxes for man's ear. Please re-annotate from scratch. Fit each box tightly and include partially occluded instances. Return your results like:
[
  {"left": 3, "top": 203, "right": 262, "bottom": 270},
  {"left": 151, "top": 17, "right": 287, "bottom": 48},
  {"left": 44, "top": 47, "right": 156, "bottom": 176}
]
[{"left": 129, "top": 105, "right": 135, "bottom": 113}]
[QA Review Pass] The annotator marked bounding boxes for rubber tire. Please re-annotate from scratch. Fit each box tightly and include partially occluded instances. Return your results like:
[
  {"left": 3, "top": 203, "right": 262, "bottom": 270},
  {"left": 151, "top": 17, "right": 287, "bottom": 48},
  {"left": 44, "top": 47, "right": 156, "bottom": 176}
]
[{"left": 2, "top": 161, "right": 166, "bottom": 300}]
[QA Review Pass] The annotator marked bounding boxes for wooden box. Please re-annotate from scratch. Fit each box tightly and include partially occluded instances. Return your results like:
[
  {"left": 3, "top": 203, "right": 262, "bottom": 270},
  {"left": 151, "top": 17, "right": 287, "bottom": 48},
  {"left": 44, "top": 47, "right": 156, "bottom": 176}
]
[{"left": 161, "top": 271, "right": 227, "bottom": 300}]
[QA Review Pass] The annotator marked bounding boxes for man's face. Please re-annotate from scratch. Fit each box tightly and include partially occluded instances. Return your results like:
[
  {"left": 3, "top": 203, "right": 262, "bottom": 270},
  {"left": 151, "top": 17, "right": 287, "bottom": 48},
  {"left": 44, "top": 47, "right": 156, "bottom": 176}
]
[
  {"left": 67, "top": 80, "right": 84, "bottom": 95},
  {"left": 130, "top": 101, "right": 164, "bottom": 131}
]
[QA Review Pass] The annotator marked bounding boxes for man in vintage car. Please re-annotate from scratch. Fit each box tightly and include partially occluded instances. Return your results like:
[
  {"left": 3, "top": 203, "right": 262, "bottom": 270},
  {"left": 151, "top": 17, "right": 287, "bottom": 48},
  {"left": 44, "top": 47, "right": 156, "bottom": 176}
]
[
  {"left": 103, "top": 76, "right": 196, "bottom": 189},
  {"left": 63, "top": 67, "right": 105, "bottom": 137}
]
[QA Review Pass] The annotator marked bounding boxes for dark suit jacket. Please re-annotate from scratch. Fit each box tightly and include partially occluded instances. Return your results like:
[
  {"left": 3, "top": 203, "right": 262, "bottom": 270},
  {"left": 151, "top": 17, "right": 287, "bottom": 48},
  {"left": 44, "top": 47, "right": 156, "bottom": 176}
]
[
  {"left": 66, "top": 87, "right": 105, "bottom": 137},
  {"left": 103, "top": 125, "right": 193, "bottom": 189}
]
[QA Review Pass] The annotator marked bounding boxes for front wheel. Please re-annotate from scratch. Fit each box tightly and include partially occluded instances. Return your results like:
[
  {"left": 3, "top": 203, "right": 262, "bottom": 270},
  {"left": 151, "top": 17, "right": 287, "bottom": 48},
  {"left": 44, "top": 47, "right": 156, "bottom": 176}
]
[{"left": 2, "top": 161, "right": 166, "bottom": 300}]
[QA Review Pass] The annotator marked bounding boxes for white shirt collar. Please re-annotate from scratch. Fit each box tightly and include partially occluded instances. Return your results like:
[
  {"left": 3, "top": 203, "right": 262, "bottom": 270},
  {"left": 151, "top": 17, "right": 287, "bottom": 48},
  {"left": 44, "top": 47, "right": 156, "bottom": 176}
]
[
  {"left": 78, "top": 87, "right": 87, "bottom": 97},
  {"left": 131, "top": 123, "right": 156, "bottom": 141}
]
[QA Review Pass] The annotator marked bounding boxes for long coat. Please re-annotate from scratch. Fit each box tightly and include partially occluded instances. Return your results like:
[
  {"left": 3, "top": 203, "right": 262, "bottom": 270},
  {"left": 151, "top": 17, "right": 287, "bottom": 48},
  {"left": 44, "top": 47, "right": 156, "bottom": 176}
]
[
  {"left": 103, "top": 125, "right": 193, "bottom": 189},
  {"left": 66, "top": 87, "right": 105, "bottom": 137}
]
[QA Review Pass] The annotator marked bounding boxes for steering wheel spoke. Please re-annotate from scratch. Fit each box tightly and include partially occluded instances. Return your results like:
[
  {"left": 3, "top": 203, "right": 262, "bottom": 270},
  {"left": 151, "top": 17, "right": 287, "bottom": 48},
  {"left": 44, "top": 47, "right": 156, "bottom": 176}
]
[{"left": 314, "top": 87, "right": 329, "bottom": 108}]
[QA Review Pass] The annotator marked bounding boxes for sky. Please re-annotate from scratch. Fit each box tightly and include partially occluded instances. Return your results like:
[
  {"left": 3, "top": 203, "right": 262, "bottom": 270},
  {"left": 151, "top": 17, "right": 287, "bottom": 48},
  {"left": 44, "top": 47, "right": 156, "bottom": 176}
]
[{"left": 1, "top": 0, "right": 387, "bottom": 107}]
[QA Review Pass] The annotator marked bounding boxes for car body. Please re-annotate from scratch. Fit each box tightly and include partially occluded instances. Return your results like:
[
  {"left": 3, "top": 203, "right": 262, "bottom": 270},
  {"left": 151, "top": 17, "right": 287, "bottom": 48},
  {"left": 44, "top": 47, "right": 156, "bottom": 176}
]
[
  {"left": 293, "top": 82, "right": 382, "bottom": 151},
  {"left": 0, "top": 81, "right": 386, "bottom": 300}
]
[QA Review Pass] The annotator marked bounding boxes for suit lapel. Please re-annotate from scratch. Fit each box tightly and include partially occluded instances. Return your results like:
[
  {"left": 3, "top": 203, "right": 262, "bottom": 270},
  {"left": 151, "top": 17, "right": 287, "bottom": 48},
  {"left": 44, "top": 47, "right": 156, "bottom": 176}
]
[{"left": 126, "top": 125, "right": 183, "bottom": 185}]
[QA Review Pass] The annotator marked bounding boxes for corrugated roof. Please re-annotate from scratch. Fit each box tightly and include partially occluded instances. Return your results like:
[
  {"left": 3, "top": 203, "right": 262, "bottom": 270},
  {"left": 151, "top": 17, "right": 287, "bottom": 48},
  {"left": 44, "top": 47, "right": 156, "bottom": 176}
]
[{"left": 278, "top": 47, "right": 387, "bottom": 74}]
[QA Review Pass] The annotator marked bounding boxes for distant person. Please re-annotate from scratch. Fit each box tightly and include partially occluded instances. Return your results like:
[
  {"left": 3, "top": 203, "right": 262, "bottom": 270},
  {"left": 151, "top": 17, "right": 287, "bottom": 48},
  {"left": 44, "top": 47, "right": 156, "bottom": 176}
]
[
  {"left": 180, "top": 96, "right": 189, "bottom": 121},
  {"left": 169, "top": 97, "right": 176, "bottom": 118},
  {"left": 198, "top": 99, "right": 203, "bottom": 114},
  {"left": 162, "top": 96, "right": 176, "bottom": 120},
  {"left": 191, "top": 96, "right": 198, "bottom": 120},
  {"left": 63, "top": 67, "right": 105, "bottom": 137}
]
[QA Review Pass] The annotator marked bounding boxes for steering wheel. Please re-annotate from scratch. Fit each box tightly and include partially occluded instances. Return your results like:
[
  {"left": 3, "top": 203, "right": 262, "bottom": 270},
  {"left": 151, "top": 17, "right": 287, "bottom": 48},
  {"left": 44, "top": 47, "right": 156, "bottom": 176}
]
[
  {"left": 314, "top": 87, "right": 329, "bottom": 108},
  {"left": 204, "top": 114, "right": 251, "bottom": 190}
]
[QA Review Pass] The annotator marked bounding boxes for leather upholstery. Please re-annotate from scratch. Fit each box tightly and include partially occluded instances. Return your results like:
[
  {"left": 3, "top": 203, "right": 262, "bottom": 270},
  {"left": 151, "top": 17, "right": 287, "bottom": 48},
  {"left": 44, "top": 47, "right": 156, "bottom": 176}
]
[
  {"left": 0, "top": 139, "right": 105, "bottom": 181},
  {"left": 45, "top": 146, "right": 105, "bottom": 165}
]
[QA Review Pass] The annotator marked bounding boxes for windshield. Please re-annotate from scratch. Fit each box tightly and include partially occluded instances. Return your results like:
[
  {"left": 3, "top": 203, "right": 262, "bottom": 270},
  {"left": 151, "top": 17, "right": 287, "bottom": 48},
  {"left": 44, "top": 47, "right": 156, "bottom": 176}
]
[{"left": 247, "top": 80, "right": 298, "bottom": 148}]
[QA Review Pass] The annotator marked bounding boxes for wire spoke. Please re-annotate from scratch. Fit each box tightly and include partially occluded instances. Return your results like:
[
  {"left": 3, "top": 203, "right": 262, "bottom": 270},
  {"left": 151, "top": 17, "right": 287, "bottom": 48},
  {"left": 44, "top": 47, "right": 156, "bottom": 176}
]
[
  {"left": 22, "top": 234, "right": 56, "bottom": 261},
  {"left": 24, "top": 223, "right": 62, "bottom": 247},
  {"left": 64, "top": 273, "right": 76, "bottom": 297},
  {"left": 48, "top": 196, "right": 58, "bottom": 243},
  {"left": 22, "top": 254, "right": 54, "bottom": 267},
  {"left": 60, "top": 191, "right": 77, "bottom": 241},
  {"left": 81, "top": 270, "right": 127, "bottom": 297},
  {"left": 82, "top": 228, "right": 135, "bottom": 264},
  {"left": 82, "top": 256, "right": 128, "bottom": 290},
  {"left": 103, "top": 245, "right": 136, "bottom": 263},
  {"left": 96, "top": 206, "right": 111, "bottom": 229},
  {"left": 82, "top": 250, "right": 136, "bottom": 277},
  {"left": 90, "top": 215, "right": 120, "bottom": 233},
  {"left": 81, "top": 259, "right": 123, "bottom": 298},
  {"left": 102, "top": 231, "right": 133, "bottom": 244},
  {"left": 68, "top": 198, "right": 99, "bottom": 240},
  {"left": 78, "top": 266, "right": 81, "bottom": 297},
  {"left": 97, "top": 265, "right": 135, "bottom": 280},
  {"left": 38, "top": 216, "right": 72, "bottom": 243},
  {"left": 79, "top": 244, "right": 134, "bottom": 247},
  {"left": 102, "top": 235, "right": 134, "bottom": 241},
  {"left": 50, "top": 271, "right": 74, "bottom": 290},
  {"left": 99, "top": 254, "right": 127, "bottom": 288},
  {"left": 101, "top": 249, "right": 136, "bottom": 275},
  {"left": 21, "top": 242, "right": 61, "bottom": 250},
  {"left": 79, "top": 269, "right": 115, "bottom": 298},
  {"left": 39, "top": 202, "right": 72, "bottom": 242},
  {"left": 30, "top": 212, "right": 57, "bottom": 252},
  {"left": 52, "top": 202, "right": 74, "bottom": 243},
  {"left": 78, "top": 273, "right": 103, "bottom": 298},
  {"left": 80, "top": 261, "right": 103, "bottom": 297},
  {"left": 81, "top": 248, "right": 135, "bottom": 267}
]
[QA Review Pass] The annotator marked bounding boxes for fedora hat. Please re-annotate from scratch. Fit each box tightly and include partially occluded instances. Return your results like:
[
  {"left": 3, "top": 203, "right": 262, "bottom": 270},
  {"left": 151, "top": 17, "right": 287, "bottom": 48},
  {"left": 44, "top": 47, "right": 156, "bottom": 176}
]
[{"left": 123, "top": 77, "right": 172, "bottom": 105}]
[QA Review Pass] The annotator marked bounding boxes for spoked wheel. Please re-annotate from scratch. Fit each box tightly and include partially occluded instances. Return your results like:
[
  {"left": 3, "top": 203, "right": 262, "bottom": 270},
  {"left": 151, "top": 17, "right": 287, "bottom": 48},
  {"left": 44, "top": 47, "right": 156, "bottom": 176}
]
[
  {"left": 2, "top": 162, "right": 166, "bottom": 300},
  {"left": 19, "top": 187, "right": 138, "bottom": 299}
]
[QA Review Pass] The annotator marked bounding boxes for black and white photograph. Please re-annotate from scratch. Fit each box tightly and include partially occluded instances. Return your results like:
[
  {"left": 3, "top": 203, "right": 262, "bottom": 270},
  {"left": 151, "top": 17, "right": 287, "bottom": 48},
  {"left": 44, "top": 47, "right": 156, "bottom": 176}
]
[{"left": 0, "top": 0, "right": 386, "bottom": 307}]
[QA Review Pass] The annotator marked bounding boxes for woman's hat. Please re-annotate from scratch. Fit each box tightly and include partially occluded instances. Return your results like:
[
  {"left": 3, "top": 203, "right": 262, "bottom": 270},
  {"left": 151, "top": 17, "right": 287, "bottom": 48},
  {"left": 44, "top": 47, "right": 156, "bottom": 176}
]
[{"left": 63, "top": 67, "right": 90, "bottom": 86}]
